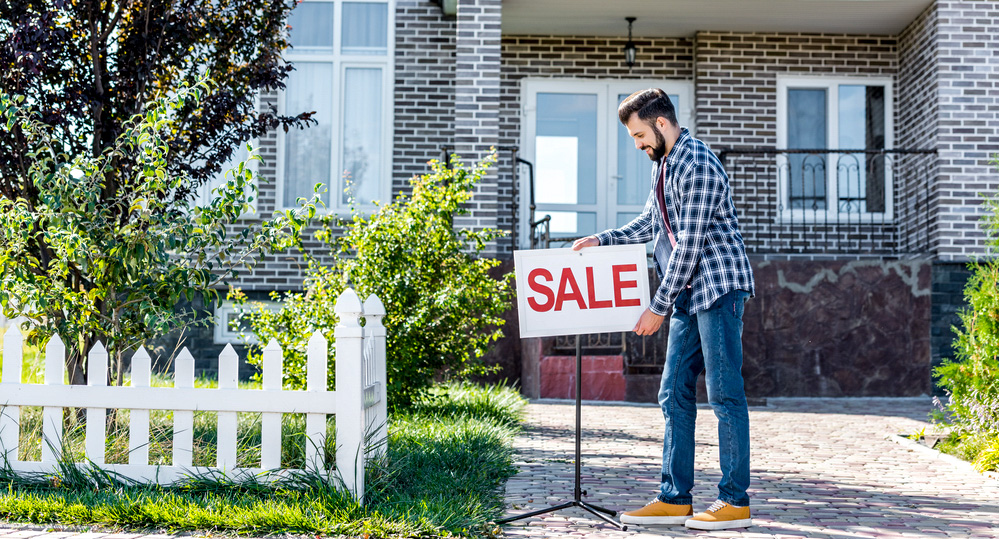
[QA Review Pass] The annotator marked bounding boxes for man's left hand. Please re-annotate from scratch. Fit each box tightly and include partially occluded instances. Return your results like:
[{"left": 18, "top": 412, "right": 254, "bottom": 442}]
[{"left": 633, "top": 308, "right": 665, "bottom": 336}]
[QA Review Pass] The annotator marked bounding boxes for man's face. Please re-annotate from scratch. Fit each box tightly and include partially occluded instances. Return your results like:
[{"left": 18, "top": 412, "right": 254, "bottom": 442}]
[{"left": 624, "top": 114, "right": 667, "bottom": 162}]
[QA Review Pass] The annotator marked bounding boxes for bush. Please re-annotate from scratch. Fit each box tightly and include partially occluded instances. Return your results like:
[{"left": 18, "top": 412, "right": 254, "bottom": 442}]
[
  {"left": 935, "top": 196, "right": 999, "bottom": 435},
  {"left": 233, "top": 153, "right": 513, "bottom": 406},
  {"left": 933, "top": 157, "right": 999, "bottom": 467}
]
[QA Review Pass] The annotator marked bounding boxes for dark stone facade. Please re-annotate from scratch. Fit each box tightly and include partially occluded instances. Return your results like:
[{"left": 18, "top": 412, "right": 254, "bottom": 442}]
[
  {"left": 743, "top": 257, "right": 932, "bottom": 397},
  {"left": 930, "top": 260, "right": 973, "bottom": 394}
]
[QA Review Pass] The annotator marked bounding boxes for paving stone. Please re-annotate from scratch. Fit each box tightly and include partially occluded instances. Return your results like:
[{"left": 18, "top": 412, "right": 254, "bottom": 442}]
[{"left": 499, "top": 398, "right": 999, "bottom": 538}]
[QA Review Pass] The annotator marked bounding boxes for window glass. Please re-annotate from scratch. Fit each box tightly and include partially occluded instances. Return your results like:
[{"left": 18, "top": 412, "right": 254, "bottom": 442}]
[
  {"left": 342, "top": 2, "right": 388, "bottom": 54},
  {"left": 282, "top": 0, "right": 391, "bottom": 211},
  {"left": 546, "top": 211, "right": 597, "bottom": 236},
  {"left": 284, "top": 63, "right": 333, "bottom": 207},
  {"left": 288, "top": 2, "right": 334, "bottom": 53},
  {"left": 536, "top": 93, "right": 597, "bottom": 206},
  {"left": 838, "top": 85, "right": 885, "bottom": 213},
  {"left": 616, "top": 211, "right": 639, "bottom": 228},
  {"left": 787, "top": 88, "right": 827, "bottom": 210},
  {"left": 341, "top": 67, "right": 383, "bottom": 205}
]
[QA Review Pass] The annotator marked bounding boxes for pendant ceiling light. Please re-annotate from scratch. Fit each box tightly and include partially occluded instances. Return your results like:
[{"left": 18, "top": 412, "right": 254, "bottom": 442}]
[{"left": 624, "top": 17, "right": 637, "bottom": 68}]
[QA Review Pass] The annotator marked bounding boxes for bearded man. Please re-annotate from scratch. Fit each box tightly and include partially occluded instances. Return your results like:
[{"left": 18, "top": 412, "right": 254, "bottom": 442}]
[{"left": 572, "top": 88, "right": 756, "bottom": 531}]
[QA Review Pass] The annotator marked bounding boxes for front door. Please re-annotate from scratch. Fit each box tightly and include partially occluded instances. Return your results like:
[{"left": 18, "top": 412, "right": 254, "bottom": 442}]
[{"left": 521, "top": 79, "right": 693, "bottom": 246}]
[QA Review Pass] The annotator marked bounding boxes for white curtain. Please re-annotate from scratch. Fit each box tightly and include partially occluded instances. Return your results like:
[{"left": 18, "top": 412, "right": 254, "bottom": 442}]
[
  {"left": 284, "top": 63, "right": 334, "bottom": 207},
  {"left": 287, "top": 2, "right": 334, "bottom": 52},
  {"left": 341, "top": 2, "right": 388, "bottom": 54},
  {"left": 341, "top": 67, "right": 382, "bottom": 205}
]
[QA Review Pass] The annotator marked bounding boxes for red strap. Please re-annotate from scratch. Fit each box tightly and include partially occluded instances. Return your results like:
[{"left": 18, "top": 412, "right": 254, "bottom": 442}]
[{"left": 655, "top": 163, "right": 678, "bottom": 248}]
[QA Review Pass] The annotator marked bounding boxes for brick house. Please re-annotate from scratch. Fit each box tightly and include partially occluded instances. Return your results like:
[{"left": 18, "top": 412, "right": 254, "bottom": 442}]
[{"left": 194, "top": 0, "right": 997, "bottom": 401}]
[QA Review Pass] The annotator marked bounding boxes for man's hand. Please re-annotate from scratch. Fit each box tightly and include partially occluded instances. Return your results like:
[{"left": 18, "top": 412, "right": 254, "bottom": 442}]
[
  {"left": 633, "top": 308, "right": 665, "bottom": 336},
  {"left": 572, "top": 236, "right": 599, "bottom": 251}
]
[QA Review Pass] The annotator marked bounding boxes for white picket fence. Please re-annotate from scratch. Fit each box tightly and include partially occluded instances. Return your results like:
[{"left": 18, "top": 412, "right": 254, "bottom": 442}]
[{"left": 0, "top": 288, "right": 387, "bottom": 502}]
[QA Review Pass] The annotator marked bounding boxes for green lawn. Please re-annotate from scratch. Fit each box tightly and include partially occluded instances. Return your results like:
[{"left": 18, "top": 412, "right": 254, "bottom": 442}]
[
  {"left": 933, "top": 430, "right": 999, "bottom": 473},
  {"left": 0, "top": 374, "right": 526, "bottom": 539}
]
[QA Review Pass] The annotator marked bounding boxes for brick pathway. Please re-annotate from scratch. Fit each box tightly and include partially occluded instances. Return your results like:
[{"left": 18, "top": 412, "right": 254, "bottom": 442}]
[{"left": 501, "top": 398, "right": 999, "bottom": 538}]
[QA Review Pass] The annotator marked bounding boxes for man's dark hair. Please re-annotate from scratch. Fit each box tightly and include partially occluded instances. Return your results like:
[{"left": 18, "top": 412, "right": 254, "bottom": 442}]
[{"left": 618, "top": 88, "right": 678, "bottom": 127}]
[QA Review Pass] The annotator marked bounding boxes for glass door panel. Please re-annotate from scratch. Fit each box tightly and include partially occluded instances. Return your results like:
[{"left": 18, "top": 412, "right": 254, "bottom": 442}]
[
  {"left": 522, "top": 80, "right": 693, "bottom": 246},
  {"left": 548, "top": 211, "right": 598, "bottom": 236},
  {"left": 535, "top": 92, "right": 598, "bottom": 236}
]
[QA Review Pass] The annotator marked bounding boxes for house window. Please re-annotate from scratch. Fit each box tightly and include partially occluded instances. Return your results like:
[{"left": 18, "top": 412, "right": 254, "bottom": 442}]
[
  {"left": 281, "top": 0, "right": 394, "bottom": 211},
  {"left": 213, "top": 300, "right": 282, "bottom": 345},
  {"left": 776, "top": 77, "right": 894, "bottom": 218}
]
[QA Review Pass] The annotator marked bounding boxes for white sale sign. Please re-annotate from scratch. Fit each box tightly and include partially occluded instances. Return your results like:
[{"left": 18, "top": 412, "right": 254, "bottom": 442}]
[{"left": 514, "top": 245, "right": 650, "bottom": 338}]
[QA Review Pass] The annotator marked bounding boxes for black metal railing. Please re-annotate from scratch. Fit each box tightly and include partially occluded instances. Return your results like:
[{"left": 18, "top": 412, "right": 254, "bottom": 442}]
[
  {"left": 516, "top": 156, "right": 553, "bottom": 250},
  {"left": 719, "top": 148, "right": 936, "bottom": 256}
]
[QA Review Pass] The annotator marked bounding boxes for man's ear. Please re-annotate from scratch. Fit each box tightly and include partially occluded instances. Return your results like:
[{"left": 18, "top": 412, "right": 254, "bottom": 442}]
[{"left": 656, "top": 116, "right": 669, "bottom": 130}]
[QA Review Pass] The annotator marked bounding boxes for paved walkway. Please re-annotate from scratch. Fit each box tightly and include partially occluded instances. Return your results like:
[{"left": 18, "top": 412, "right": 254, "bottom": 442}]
[{"left": 500, "top": 398, "right": 999, "bottom": 538}]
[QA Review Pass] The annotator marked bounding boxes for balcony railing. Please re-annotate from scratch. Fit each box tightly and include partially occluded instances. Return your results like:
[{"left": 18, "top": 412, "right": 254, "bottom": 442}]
[
  {"left": 719, "top": 148, "right": 936, "bottom": 256},
  {"left": 525, "top": 148, "right": 936, "bottom": 257}
]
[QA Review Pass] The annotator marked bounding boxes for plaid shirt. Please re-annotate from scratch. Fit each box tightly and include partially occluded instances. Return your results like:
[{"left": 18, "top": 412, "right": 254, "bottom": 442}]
[{"left": 596, "top": 128, "right": 755, "bottom": 315}]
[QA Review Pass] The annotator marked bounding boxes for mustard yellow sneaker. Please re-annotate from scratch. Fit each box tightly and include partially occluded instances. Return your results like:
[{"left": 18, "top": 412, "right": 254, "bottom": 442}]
[
  {"left": 685, "top": 500, "right": 752, "bottom": 530},
  {"left": 619, "top": 498, "right": 693, "bottom": 525}
]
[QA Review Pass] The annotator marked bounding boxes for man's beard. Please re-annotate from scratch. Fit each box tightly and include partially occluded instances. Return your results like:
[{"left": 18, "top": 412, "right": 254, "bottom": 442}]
[{"left": 646, "top": 126, "right": 667, "bottom": 161}]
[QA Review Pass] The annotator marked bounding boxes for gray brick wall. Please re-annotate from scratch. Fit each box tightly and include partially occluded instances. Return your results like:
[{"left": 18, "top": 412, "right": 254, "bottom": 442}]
[
  {"left": 453, "top": 0, "right": 502, "bottom": 254},
  {"left": 930, "top": 260, "right": 973, "bottom": 394},
  {"left": 897, "top": 3, "right": 939, "bottom": 255},
  {"left": 393, "top": 0, "right": 457, "bottom": 197},
  {"left": 933, "top": 1, "right": 999, "bottom": 261}
]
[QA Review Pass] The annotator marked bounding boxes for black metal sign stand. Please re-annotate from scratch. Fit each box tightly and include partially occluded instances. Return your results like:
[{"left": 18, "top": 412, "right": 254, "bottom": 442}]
[{"left": 497, "top": 334, "right": 628, "bottom": 531}]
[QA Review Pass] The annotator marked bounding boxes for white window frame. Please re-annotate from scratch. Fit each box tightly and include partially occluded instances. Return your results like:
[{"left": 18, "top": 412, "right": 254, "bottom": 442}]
[
  {"left": 518, "top": 78, "right": 694, "bottom": 248},
  {"left": 276, "top": 0, "right": 395, "bottom": 215},
  {"left": 213, "top": 300, "right": 282, "bottom": 345},
  {"left": 776, "top": 75, "right": 895, "bottom": 223}
]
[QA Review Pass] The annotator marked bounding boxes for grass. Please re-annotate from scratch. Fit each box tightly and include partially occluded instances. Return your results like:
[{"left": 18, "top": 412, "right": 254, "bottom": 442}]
[
  {"left": 933, "top": 430, "right": 999, "bottom": 473},
  {"left": 0, "top": 343, "right": 527, "bottom": 538}
]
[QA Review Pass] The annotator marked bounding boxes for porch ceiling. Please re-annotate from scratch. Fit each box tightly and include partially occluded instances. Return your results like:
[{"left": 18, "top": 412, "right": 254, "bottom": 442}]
[{"left": 501, "top": 0, "right": 934, "bottom": 37}]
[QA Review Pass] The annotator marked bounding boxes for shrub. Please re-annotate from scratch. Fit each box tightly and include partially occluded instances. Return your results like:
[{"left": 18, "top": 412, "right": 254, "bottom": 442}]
[
  {"left": 234, "top": 153, "right": 513, "bottom": 406},
  {"left": 934, "top": 157, "right": 999, "bottom": 438}
]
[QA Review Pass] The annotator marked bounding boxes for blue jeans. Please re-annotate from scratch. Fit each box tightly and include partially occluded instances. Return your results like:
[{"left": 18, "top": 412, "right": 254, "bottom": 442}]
[{"left": 656, "top": 288, "right": 751, "bottom": 507}]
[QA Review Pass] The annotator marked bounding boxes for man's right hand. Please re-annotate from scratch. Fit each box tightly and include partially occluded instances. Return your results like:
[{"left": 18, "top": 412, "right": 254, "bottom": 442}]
[{"left": 571, "top": 236, "right": 599, "bottom": 251}]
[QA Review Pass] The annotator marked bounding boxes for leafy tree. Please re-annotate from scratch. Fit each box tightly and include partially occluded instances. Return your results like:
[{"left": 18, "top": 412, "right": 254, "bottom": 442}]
[
  {"left": 234, "top": 153, "right": 513, "bottom": 406},
  {"left": 0, "top": 0, "right": 313, "bottom": 383},
  {"left": 0, "top": 85, "right": 311, "bottom": 386},
  {"left": 0, "top": 0, "right": 309, "bottom": 192}
]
